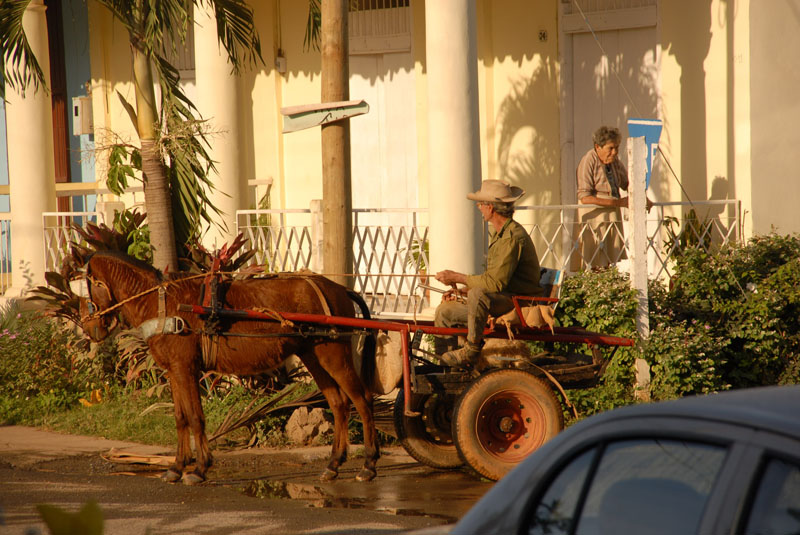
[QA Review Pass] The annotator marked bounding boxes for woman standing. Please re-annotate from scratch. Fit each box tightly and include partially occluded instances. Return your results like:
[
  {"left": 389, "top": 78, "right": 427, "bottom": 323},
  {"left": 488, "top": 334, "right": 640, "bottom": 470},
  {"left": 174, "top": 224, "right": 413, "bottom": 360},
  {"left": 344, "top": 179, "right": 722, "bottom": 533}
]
[{"left": 574, "top": 126, "right": 650, "bottom": 269}]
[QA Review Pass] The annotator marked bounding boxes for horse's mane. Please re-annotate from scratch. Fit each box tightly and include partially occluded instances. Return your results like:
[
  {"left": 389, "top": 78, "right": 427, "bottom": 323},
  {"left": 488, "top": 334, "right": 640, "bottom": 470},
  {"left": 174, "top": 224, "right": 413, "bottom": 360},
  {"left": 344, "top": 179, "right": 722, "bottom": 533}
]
[{"left": 89, "top": 250, "right": 166, "bottom": 283}]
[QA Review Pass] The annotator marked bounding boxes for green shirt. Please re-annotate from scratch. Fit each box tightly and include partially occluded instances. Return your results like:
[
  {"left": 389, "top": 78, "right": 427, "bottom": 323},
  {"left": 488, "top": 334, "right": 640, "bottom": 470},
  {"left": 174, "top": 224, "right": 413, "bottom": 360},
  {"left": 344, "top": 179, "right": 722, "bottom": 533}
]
[{"left": 465, "top": 218, "right": 543, "bottom": 296}]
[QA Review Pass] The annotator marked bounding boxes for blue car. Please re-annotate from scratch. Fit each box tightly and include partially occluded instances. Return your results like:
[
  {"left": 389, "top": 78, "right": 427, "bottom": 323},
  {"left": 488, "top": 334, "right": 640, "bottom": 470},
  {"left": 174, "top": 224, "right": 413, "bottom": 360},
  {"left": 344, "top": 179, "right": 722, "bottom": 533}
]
[{"left": 416, "top": 385, "right": 800, "bottom": 535}]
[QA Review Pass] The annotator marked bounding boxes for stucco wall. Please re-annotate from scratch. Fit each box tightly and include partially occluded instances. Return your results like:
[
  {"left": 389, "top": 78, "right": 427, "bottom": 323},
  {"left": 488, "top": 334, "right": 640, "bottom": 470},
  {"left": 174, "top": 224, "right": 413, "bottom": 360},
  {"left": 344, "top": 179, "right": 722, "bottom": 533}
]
[
  {"left": 749, "top": 0, "right": 800, "bottom": 235},
  {"left": 659, "top": 0, "right": 747, "bottom": 235},
  {"left": 477, "top": 0, "right": 561, "bottom": 208}
]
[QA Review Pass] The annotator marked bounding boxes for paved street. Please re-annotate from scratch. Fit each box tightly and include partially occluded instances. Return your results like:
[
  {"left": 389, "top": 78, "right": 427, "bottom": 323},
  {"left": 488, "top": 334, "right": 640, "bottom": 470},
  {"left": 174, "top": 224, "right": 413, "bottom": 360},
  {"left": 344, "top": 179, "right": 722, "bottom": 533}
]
[{"left": 0, "top": 426, "right": 491, "bottom": 535}]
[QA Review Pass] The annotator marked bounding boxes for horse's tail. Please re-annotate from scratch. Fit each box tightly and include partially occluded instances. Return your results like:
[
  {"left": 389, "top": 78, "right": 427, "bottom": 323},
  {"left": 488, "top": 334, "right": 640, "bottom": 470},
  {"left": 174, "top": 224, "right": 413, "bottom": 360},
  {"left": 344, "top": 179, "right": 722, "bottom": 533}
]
[{"left": 347, "top": 289, "right": 376, "bottom": 392}]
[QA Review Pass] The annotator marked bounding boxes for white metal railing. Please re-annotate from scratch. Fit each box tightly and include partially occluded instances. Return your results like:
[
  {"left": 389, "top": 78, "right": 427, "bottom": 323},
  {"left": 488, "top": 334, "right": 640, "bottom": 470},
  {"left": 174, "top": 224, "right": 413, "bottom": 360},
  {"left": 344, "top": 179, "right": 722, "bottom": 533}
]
[
  {"left": 43, "top": 212, "right": 102, "bottom": 272},
  {"left": 562, "top": 0, "right": 657, "bottom": 14},
  {"left": 348, "top": 1, "right": 411, "bottom": 54},
  {"left": 237, "top": 201, "right": 741, "bottom": 315},
  {"left": 5, "top": 200, "right": 742, "bottom": 315},
  {"left": 514, "top": 200, "right": 742, "bottom": 279},
  {"left": 236, "top": 206, "right": 430, "bottom": 316}
]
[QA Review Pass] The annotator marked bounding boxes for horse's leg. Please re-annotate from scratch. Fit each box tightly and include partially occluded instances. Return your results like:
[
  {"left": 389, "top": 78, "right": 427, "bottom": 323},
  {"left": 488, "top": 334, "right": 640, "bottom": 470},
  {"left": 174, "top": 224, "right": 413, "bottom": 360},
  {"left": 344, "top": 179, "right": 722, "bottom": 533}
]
[
  {"left": 317, "top": 341, "right": 380, "bottom": 482},
  {"left": 163, "top": 372, "right": 191, "bottom": 483},
  {"left": 171, "top": 366, "right": 211, "bottom": 485},
  {"left": 301, "top": 356, "right": 351, "bottom": 481}
]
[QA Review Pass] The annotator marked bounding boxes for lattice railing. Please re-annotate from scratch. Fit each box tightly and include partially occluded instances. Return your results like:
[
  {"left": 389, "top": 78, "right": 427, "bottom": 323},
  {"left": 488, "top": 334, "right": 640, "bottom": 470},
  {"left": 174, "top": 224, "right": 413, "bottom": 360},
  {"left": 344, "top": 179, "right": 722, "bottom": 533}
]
[
  {"left": 237, "top": 209, "right": 314, "bottom": 273},
  {"left": 43, "top": 212, "right": 101, "bottom": 272},
  {"left": 515, "top": 200, "right": 742, "bottom": 279},
  {"left": 353, "top": 224, "right": 429, "bottom": 315},
  {"left": 26, "top": 201, "right": 742, "bottom": 316},
  {"left": 236, "top": 207, "right": 430, "bottom": 316}
]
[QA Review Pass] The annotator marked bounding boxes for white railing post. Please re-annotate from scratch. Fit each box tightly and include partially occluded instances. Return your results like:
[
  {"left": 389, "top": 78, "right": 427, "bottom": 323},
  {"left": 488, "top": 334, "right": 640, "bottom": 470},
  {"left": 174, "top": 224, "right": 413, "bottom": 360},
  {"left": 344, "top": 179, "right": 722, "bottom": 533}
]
[
  {"left": 310, "top": 199, "right": 324, "bottom": 273},
  {"left": 628, "top": 136, "right": 651, "bottom": 396}
]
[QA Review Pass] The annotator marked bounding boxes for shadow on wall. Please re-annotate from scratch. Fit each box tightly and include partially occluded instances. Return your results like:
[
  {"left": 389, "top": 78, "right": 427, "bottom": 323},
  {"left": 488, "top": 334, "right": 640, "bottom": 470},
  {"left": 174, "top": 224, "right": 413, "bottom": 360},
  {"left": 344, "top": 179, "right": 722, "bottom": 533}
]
[
  {"left": 495, "top": 60, "right": 559, "bottom": 207},
  {"left": 661, "top": 0, "right": 713, "bottom": 204}
]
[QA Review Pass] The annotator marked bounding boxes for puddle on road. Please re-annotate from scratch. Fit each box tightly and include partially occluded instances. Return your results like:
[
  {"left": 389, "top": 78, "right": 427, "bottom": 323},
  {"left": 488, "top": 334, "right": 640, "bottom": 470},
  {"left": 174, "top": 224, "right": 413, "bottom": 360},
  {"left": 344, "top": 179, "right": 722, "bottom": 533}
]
[
  {"left": 109, "top": 455, "right": 488, "bottom": 522},
  {"left": 233, "top": 478, "right": 460, "bottom": 522}
]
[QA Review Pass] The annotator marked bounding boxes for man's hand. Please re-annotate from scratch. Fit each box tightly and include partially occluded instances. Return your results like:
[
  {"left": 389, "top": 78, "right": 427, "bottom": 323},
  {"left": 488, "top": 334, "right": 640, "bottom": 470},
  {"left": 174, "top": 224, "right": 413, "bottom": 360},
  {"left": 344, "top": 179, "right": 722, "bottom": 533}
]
[
  {"left": 435, "top": 269, "right": 467, "bottom": 286},
  {"left": 442, "top": 287, "right": 467, "bottom": 302}
]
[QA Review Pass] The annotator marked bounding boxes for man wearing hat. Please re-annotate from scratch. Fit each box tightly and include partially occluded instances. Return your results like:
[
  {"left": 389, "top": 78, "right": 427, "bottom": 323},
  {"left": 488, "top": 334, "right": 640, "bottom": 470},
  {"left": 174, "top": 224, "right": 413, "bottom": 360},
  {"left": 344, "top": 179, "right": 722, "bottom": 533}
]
[{"left": 434, "top": 179, "right": 543, "bottom": 367}]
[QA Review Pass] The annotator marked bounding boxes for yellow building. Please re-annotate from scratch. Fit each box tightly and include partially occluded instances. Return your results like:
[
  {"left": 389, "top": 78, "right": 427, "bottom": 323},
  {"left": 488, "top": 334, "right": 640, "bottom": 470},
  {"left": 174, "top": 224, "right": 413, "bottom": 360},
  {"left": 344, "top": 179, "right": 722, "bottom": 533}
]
[{"left": 1, "top": 0, "right": 798, "bottom": 298}]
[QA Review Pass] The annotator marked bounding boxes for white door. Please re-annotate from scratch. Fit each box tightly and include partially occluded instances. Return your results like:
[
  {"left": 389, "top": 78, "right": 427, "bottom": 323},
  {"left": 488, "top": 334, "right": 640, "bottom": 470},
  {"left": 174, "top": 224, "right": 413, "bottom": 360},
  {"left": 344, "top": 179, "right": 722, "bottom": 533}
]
[
  {"left": 571, "top": 26, "right": 658, "bottom": 169},
  {"left": 349, "top": 52, "right": 418, "bottom": 215}
]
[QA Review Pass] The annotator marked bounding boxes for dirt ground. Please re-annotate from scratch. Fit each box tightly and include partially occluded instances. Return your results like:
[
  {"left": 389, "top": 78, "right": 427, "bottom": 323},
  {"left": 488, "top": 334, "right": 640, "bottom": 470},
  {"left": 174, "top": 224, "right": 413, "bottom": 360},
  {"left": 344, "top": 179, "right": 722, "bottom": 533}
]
[{"left": 0, "top": 426, "right": 491, "bottom": 535}]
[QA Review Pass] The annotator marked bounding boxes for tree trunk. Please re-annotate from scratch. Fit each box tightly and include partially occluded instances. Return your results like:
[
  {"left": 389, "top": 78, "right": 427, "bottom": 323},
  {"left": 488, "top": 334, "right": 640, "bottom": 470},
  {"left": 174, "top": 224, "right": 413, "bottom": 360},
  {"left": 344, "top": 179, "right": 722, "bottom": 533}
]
[
  {"left": 132, "top": 45, "right": 178, "bottom": 272},
  {"left": 321, "top": 0, "right": 352, "bottom": 288}
]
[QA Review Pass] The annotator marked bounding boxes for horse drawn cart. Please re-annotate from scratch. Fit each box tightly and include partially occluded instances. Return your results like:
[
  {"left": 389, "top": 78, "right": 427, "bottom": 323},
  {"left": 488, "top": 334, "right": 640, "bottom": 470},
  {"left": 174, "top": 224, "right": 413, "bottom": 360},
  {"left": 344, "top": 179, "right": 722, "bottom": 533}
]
[{"left": 178, "top": 291, "right": 634, "bottom": 482}]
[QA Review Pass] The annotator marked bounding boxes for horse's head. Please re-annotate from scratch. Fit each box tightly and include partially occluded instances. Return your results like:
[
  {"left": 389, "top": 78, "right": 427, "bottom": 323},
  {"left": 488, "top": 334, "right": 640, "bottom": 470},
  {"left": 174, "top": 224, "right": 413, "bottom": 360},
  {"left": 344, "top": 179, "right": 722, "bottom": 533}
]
[{"left": 78, "top": 267, "right": 119, "bottom": 342}]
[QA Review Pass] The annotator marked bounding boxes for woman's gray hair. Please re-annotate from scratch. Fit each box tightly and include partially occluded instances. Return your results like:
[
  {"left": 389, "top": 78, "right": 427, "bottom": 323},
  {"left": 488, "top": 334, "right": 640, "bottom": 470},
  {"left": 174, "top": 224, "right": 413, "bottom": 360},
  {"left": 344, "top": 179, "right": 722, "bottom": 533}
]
[
  {"left": 491, "top": 201, "right": 515, "bottom": 217},
  {"left": 592, "top": 126, "right": 621, "bottom": 147}
]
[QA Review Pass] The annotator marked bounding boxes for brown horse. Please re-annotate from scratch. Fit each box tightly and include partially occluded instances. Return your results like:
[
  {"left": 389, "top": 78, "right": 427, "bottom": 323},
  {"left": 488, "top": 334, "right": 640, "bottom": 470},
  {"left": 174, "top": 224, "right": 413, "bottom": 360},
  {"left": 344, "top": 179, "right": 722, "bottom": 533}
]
[{"left": 79, "top": 251, "right": 378, "bottom": 485}]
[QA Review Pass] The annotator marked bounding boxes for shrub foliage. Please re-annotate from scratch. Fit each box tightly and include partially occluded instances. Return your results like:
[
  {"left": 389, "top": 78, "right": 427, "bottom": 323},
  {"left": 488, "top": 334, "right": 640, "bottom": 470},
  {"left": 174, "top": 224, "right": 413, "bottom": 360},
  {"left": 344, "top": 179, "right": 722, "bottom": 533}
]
[{"left": 646, "top": 233, "right": 800, "bottom": 399}]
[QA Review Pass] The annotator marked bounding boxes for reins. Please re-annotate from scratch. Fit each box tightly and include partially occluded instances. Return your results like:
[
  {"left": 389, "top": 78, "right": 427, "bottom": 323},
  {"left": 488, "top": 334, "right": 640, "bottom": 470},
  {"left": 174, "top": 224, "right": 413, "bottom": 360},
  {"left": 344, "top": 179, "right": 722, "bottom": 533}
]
[
  {"left": 81, "top": 269, "right": 343, "bottom": 323},
  {"left": 81, "top": 273, "right": 208, "bottom": 323}
]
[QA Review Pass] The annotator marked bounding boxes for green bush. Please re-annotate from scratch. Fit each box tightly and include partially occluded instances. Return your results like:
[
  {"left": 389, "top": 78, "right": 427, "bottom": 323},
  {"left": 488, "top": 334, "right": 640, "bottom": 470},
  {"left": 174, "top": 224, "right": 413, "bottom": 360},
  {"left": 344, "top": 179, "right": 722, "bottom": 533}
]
[
  {"left": 550, "top": 268, "right": 640, "bottom": 418},
  {"left": 0, "top": 301, "right": 109, "bottom": 423},
  {"left": 646, "top": 233, "right": 800, "bottom": 399},
  {"left": 551, "top": 233, "right": 800, "bottom": 413}
]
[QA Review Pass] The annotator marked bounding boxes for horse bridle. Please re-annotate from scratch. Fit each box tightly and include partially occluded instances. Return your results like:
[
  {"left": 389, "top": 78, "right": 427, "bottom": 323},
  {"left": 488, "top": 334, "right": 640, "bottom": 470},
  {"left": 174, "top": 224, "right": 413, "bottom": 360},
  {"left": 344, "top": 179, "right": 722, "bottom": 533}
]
[{"left": 80, "top": 264, "right": 119, "bottom": 333}]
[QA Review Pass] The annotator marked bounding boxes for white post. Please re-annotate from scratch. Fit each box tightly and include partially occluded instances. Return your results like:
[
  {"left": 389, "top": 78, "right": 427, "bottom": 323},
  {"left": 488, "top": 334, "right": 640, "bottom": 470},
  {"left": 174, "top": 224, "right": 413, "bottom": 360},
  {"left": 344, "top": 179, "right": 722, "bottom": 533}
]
[
  {"left": 425, "top": 0, "right": 482, "bottom": 305},
  {"left": 628, "top": 136, "right": 651, "bottom": 396},
  {"left": 4, "top": 0, "right": 57, "bottom": 298},
  {"left": 194, "top": 4, "right": 243, "bottom": 250}
]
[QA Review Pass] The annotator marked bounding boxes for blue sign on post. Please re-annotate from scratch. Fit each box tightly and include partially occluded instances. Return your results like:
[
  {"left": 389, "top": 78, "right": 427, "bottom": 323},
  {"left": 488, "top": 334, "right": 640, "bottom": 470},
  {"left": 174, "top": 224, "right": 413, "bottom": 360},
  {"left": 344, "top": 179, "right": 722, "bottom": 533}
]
[{"left": 627, "top": 118, "right": 662, "bottom": 189}]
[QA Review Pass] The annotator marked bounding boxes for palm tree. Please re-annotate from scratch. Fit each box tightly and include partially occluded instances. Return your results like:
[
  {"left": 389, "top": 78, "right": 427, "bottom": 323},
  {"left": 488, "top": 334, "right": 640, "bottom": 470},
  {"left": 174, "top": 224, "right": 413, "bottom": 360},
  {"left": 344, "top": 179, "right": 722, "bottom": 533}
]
[{"left": 1, "top": 0, "right": 262, "bottom": 271}]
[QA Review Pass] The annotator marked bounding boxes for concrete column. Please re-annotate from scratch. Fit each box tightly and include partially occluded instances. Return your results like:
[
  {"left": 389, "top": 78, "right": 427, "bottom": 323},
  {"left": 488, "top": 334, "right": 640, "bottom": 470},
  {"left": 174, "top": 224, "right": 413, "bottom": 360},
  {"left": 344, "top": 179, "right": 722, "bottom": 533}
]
[
  {"left": 193, "top": 4, "right": 243, "bottom": 250},
  {"left": 425, "top": 0, "right": 482, "bottom": 298},
  {"left": 4, "top": 0, "right": 57, "bottom": 297}
]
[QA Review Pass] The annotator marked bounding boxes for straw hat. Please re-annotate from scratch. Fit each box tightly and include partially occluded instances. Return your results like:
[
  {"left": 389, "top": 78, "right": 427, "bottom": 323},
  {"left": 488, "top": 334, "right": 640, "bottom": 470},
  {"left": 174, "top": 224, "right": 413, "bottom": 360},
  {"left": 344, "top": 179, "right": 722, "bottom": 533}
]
[{"left": 466, "top": 180, "right": 524, "bottom": 203}]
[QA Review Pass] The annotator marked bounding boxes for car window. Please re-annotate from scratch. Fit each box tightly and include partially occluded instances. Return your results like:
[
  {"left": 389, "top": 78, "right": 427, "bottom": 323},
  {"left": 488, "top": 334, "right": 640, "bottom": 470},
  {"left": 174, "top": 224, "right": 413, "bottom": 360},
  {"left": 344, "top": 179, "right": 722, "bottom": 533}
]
[
  {"left": 575, "top": 439, "right": 726, "bottom": 535},
  {"left": 525, "top": 439, "right": 726, "bottom": 535},
  {"left": 743, "top": 457, "right": 800, "bottom": 535},
  {"left": 527, "top": 447, "right": 598, "bottom": 535}
]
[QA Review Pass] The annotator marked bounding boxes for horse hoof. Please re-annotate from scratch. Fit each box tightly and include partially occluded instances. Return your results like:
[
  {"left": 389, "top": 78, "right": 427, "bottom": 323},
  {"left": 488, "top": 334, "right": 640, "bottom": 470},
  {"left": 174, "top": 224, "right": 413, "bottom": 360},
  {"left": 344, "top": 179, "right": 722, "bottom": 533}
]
[
  {"left": 356, "top": 468, "right": 376, "bottom": 482},
  {"left": 319, "top": 468, "right": 339, "bottom": 481},
  {"left": 161, "top": 469, "right": 182, "bottom": 483},
  {"left": 181, "top": 472, "right": 205, "bottom": 486}
]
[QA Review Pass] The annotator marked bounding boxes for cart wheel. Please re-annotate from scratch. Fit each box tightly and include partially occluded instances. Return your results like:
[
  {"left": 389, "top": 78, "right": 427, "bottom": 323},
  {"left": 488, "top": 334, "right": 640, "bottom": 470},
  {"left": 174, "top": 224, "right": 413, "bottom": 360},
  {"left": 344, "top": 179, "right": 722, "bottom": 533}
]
[
  {"left": 394, "top": 389, "right": 464, "bottom": 469},
  {"left": 453, "top": 368, "right": 563, "bottom": 481}
]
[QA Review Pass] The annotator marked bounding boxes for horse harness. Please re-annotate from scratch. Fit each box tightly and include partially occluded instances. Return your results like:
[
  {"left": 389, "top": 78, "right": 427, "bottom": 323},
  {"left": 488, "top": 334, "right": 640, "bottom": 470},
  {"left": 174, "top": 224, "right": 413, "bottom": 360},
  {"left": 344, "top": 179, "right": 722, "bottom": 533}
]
[
  {"left": 81, "top": 266, "right": 186, "bottom": 341},
  {"left": 82, "top": 266, "right": 345, "bottom": 370},
  {"left": 198, "top": 270, "right": 337, "bottom": 370}
]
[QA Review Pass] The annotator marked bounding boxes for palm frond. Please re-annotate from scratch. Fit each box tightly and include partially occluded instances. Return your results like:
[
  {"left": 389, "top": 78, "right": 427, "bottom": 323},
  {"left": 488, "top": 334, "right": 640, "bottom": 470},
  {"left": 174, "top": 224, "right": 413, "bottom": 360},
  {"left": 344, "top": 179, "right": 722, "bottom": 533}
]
[
  {"left": 304, "top": 0, "right": 321, "bottom": 52},
  {"left": 0, "top": 0, "right": 46, "bottom": 100},
  {"left": 206, "top": 0, "right": 264, "bottom": 73},
  {"left": 209, "top": 383, "right": 324, "bottom": 442}
]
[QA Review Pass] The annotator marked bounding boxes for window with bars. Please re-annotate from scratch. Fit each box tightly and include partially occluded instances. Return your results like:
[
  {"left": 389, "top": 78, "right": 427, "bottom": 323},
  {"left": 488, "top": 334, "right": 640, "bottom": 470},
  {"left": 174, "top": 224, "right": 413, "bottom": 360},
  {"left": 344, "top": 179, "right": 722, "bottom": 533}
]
[{"left": 349, "top": 0, "right": 412, "bottom": 54}]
